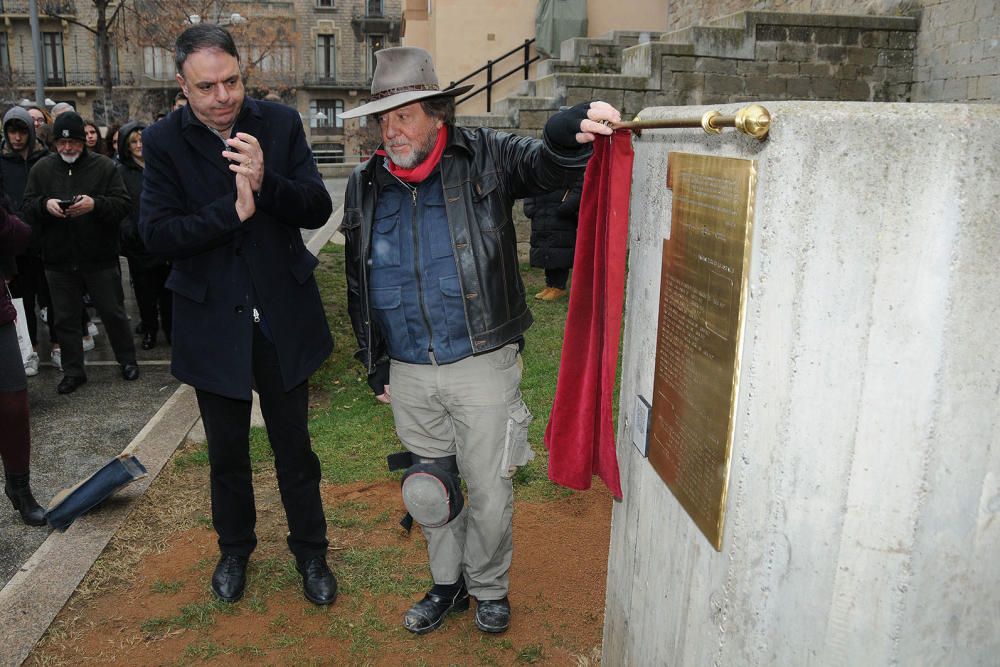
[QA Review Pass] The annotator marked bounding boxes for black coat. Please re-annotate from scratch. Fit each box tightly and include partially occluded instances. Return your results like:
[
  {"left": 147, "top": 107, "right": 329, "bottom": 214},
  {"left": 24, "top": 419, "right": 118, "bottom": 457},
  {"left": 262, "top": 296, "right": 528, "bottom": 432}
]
[
  {"left": 524, "top": 172, "right": 583, "bottom": 270},
  {"left": 116, "top": 121, "right": 166, "bottom": 271},
  {"left": 22, "top": 149, "right": 131, "bottom": 271},
  {"left": 139, "top": 98, "right": 333, "bottom": 400}
]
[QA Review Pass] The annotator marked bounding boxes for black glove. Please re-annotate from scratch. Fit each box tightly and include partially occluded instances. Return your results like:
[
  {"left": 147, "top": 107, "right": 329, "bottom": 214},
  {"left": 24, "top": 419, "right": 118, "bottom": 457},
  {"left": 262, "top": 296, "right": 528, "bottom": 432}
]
[
  {"left": 367, "top": 360, "right": 390, "bottom": 396},
  {"left": 543, "top": 102, "right": 592, "bottom": 152}
]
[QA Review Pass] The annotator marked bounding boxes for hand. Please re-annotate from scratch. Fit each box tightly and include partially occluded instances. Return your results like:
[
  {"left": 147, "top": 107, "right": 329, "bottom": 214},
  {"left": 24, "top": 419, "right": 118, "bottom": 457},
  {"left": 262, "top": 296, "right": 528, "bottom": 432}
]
[
  {"left": 235, "top": 171, "right": 255, "bottom": 222},
  {"left": 224, "top": 132, "right": 264, "bottom": 193},
  {"left": 45, "top": 198, "right": 68, "bottom": 218},
  {"left": 375, "top": 384, "right": 391, "bottom": 404},
  {"left": 575, "top": 101, "right": 621, "bottom": 144},
  {"left": 65, "top": 195, "right": 94, "bottom": 217}
]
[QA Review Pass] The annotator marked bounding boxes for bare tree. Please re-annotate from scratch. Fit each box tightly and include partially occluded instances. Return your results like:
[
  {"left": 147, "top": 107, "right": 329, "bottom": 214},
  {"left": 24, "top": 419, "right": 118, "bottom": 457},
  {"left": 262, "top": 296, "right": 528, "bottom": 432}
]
[{"left": 40, "top": 0, "right": 127, "bottom": 124}]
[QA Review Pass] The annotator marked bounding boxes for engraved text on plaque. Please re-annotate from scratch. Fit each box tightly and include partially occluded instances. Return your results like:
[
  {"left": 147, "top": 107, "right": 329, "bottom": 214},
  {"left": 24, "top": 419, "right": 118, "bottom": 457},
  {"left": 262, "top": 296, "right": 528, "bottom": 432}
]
[{"left": 649, "top": 152, "right": 757, "bottom": 551}]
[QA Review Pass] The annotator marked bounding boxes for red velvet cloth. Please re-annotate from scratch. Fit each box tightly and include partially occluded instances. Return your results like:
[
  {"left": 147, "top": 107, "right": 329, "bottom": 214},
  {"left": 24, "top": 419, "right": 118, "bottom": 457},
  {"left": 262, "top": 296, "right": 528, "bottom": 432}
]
[{"left": 544, "top": 130, "right": 633, "bottom": 500}]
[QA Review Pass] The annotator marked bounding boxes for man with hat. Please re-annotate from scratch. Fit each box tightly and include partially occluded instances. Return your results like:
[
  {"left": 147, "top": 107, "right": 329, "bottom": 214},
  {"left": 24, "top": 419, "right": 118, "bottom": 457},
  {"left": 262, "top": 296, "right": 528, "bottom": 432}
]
[
  {"left": 22, "top": 111, "right": 137, "bottom": 394},
  {"left": 340, "top": 46, "right": 620, "bottom": 635},
  {"left": 139, "top": 24, "right": 336, "bottom": 607}
]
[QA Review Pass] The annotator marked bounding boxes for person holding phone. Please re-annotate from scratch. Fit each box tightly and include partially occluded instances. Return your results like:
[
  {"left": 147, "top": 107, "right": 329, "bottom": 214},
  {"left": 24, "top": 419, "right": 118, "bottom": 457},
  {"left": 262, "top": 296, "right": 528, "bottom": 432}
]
[{"left": 22, "top": 111, "right": 137, "bottom": 394}]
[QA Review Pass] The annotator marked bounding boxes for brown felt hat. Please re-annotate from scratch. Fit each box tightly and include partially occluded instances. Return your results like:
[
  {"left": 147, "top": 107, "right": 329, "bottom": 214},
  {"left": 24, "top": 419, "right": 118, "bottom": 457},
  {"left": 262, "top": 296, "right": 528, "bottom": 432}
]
[{"left": 338, "top": 47, "right": 471, "bottom": 119}]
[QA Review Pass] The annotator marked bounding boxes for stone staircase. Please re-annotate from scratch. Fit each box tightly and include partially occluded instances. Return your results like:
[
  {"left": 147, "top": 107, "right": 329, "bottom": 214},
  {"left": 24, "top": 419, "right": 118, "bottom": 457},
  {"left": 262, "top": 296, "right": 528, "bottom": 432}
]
[{"left": 456, "top": 10, "right": 918, "bottom": 136}]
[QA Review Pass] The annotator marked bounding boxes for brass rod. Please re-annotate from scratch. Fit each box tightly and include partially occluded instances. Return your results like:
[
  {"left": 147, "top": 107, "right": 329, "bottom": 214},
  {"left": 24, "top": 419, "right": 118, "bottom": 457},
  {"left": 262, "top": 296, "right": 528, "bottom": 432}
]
[{"left": 611, "top": 104, "right": 771, "bottom": 140}]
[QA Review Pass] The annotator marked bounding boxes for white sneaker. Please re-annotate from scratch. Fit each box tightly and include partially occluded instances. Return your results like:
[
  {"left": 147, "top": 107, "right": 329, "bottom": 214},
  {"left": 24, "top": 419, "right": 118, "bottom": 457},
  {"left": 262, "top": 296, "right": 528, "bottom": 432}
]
[
  {"left": 24, "top": 352, "right": 39, "bottom": 377},
  {"left": 83, "top": 336, "right": 95, "bottom": 352},
  {"left": 51, "top": 348, "right": 62, "bottom": 371},
  {"left": 87, "top": 322, "right": 99, "bottom": 337}
]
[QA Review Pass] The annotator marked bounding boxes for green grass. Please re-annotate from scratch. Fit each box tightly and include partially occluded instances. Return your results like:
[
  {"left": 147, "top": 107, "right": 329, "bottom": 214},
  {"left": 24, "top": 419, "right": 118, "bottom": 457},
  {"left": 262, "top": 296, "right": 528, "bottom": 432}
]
[
  {"left": 140, "top": 599, "right": 236, "bottom": 636},
  {"left": 150, "top": 579, "right": 183, "bottom": 595},
  {"left": 336, "top": 546, "right": 430, "bottom": 597}
]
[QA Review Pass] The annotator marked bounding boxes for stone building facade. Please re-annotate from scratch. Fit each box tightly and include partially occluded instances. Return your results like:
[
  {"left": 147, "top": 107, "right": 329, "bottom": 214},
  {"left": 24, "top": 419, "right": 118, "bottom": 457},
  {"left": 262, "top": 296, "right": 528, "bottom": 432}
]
[
  {"left": 0, "top": 0, "right": 403, "bottom": 161},
  {"left": 665, "top": 0, "right": 998, "bottom": 103}
]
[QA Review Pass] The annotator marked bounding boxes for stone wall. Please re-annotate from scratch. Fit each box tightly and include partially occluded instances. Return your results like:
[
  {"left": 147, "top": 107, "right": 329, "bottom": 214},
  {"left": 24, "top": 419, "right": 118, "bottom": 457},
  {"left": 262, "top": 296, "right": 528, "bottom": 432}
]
[
  {"left": 664, "top": 0, "right": 999, "bottom": 102},
  {"left": 604, "top": 101, "right": 1000, "bottom": 664}
]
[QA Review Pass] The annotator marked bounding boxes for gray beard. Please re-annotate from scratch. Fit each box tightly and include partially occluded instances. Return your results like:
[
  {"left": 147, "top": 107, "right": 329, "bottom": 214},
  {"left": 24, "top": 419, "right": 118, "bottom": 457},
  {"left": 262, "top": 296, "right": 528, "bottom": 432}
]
[
  {"left": 386, "top": 142, "right": 432, "bottom": 169},
  {"left": 60, "top": 153, "right": 79, "bottom": 164}
]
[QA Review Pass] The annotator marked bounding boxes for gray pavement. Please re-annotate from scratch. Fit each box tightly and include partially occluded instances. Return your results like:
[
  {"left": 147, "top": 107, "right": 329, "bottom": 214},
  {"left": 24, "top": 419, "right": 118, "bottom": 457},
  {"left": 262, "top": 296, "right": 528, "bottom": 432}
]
[{"left": 0, "top": 178, "right": 346, "bottom": 666}]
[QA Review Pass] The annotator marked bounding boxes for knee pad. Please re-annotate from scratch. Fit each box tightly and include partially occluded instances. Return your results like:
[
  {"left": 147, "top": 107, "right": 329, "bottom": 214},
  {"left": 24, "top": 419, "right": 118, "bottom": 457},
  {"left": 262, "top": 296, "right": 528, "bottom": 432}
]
[{"left": 389, "top": 452, "right": 464, "bottom": 530}]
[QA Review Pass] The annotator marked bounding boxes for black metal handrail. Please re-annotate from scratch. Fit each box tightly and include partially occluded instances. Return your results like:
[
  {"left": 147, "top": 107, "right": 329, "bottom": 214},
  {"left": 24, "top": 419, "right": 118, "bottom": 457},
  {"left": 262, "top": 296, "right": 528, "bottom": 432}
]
[{"left": 446, "top": 38, "right": 539, "bottom": 112}]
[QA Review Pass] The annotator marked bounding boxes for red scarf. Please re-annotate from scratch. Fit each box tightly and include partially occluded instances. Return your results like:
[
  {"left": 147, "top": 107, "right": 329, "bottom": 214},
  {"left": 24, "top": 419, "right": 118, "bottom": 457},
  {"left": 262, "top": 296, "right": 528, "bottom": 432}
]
[{"left": 386, "top": 126, "right": 448, "bottom": 183}]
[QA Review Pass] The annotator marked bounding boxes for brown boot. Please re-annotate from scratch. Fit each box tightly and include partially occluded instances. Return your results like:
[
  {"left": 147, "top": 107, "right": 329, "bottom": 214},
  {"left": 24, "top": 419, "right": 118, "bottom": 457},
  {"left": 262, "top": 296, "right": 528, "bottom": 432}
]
[
  {"left": 4, "top": 472, "right": 46, "bottom": 526},
  {"left": 534, "top": 287, "right": 553, "bottom": 300},
  {"left": 537, "top": 287, "right": 567, "bottom": 302}
]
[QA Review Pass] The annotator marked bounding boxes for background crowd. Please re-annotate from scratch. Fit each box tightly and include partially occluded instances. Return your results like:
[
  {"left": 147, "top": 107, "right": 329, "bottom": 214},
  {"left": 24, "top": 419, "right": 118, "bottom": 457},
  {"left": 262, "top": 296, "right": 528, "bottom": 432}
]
[{"left": 0, "top": 94, "right": 185, "bottom": 526}]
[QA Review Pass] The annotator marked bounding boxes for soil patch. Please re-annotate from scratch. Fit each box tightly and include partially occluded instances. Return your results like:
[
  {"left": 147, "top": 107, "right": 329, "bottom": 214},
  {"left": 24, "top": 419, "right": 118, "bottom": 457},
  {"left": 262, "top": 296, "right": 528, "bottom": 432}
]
[{"left": 28, "top": 449, "right": 611, "bottom": 666}]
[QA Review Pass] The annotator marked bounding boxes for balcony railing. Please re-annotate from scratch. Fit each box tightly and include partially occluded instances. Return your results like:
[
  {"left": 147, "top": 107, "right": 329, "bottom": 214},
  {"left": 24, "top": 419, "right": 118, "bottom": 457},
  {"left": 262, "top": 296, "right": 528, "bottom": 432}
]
[
  {"left": 7, "top": 70, "right": 134, "bottom": 87},
  {"left": 301, "top": 73, "right": 371, "bottom": 89},
  {"left": 0, "top": 0, "right": 77, "bottom": 15}
]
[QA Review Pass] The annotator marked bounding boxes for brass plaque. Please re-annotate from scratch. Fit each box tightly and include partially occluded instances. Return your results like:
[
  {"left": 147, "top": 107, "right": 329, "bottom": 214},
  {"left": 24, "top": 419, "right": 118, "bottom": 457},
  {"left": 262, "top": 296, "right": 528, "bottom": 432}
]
[{"left": 649, "top": 152, "right": 757, "bottom": 551}]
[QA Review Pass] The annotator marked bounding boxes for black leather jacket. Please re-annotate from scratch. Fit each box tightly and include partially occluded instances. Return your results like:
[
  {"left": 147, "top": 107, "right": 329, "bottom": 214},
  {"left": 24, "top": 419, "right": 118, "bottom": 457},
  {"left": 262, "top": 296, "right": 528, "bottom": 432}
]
[{"left": 343, "top": 124, "right": 590, "bottom": 383}]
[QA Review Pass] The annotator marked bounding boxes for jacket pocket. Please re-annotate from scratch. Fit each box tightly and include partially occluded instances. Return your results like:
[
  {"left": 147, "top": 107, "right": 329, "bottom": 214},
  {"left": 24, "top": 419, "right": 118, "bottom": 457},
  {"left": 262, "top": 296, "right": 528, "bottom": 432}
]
[
  {"left": 500, "top": 399, "right": 534, "bottom": 479},
  {"left": 370, "top": 285, "right": 408, "bottom": 356},
  {"left": 165, "top": 268, "right": 207, "bottom": 303},
  {"left": 470, "top": 171, "right": 508, "bottom": 233},
  {"left": 372, "top": 201, "right": 401, "bottom": 267},
  {"left": 290, "top": 249, "right": 319, "bottom": 284}
]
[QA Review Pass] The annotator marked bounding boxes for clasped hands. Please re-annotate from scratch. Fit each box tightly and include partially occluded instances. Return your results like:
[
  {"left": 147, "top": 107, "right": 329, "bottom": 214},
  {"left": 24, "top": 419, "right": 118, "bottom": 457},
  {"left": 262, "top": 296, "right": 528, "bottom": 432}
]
[{"left": 223, "top": 132, "right": 264, "bottom": 222}]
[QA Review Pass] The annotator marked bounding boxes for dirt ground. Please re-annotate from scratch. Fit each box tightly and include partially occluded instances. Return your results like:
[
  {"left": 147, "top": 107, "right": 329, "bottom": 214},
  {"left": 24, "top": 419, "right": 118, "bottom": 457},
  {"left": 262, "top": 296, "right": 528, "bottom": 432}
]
[{"left": 27, "top": 443, "right": 612, "bottom": 666}]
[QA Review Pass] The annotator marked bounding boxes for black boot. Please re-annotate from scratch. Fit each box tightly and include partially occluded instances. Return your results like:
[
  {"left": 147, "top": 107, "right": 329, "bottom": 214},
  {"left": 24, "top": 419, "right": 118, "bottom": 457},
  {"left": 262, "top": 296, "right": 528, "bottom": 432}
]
[{"left": 4, "top": 473, "right": 46, "bottom": 526}]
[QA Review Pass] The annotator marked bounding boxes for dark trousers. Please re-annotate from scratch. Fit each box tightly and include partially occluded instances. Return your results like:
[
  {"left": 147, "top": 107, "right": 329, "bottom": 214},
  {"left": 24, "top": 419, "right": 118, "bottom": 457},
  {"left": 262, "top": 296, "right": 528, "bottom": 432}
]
[
  {"left": 46, "top": 265, "right": 136, "bottom": 378},
  {"left": 9, "top": 255, "right": 55, "bottom": 346},
  {"left": 545, "top": 267, "right": 569, "bottom": 289},
  {"left": 127, "top": 259, "right": 172, "bottom": 338},
  {"left": 195, "top": 324, "right": 328, "bottom": 562}
]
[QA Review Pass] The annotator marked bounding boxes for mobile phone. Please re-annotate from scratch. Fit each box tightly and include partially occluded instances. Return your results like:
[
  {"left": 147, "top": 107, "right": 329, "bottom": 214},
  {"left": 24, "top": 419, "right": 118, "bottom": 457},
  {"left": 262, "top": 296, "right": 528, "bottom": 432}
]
[{"left": 57, "top": 196, "right": 79, "bottom": 210}]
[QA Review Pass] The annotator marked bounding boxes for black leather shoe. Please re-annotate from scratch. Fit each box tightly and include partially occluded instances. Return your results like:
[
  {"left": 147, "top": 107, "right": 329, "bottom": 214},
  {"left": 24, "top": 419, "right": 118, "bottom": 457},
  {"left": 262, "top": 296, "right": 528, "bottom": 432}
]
[
  {"left": 475, "top": 596, "right": 511, "bottom": 633},
  {"left": 404, "top": 580, "right": 470, "bottom": 634},
  {"left": 296, "top": 557, "right": 337, "bottom": 605},
  {"left": 121, "top": 363, "right": 140, "bottom": 381},
  {"left": 57, "top": 375, "right": 87, "bottom": 394},
  {"left": 141, "top": 332, "right": 156, "bottom": 350},
  {"left": 211, "top": 554, "right": 248, "bottom": 603},
  {"left": 4, "top": 474, "right": 47, "bottom": 526}
]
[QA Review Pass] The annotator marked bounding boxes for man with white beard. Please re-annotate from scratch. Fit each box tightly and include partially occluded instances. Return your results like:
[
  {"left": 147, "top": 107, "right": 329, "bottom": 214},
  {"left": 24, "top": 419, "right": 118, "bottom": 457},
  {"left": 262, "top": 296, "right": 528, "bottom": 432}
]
[{"left": 22, "top": 111, "right": 137, "bottom": 394}]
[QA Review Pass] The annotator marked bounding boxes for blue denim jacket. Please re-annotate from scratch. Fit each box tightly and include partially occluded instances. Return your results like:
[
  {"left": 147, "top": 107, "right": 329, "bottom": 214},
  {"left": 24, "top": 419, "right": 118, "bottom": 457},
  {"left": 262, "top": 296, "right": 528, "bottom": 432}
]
[{"left": 368, "top": 167, "right": 473, "bottom": 364}]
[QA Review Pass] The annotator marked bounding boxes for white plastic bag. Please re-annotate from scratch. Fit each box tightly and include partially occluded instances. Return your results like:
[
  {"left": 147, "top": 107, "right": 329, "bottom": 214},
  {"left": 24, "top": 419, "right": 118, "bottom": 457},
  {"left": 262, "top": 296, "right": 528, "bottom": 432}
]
[{"left": 12, "top": 297, "right": 32, "bottom": 363}]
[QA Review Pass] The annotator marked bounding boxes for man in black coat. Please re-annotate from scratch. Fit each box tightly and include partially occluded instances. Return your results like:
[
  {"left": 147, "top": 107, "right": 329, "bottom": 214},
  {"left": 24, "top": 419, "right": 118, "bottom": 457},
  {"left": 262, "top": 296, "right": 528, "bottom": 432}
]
[
  {"left": 139, "top": 24, "right": 336, "bottom": 606},
  {"left": 22, "top": 111, "right": 137, "bottom": 394}
]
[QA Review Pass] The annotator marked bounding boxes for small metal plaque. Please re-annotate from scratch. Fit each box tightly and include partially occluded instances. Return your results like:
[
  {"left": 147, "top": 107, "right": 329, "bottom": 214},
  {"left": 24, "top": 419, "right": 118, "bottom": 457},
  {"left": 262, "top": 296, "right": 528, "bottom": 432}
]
[
  {"left": 649, "top": 152, "right": 757, "bottom": 551},
  {"left": 631, "top": 395, "right": 651, "bottom": 458}
]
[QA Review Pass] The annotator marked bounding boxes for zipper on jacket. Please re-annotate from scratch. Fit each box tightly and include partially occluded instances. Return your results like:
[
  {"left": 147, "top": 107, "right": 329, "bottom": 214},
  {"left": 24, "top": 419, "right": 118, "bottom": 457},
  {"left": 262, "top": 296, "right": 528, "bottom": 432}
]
[
  {"left": 392, "top": 173, "right": 436, "bottom": 357},
  {"left": 252, "top": 307, "right": 260, "bottom": 323}
]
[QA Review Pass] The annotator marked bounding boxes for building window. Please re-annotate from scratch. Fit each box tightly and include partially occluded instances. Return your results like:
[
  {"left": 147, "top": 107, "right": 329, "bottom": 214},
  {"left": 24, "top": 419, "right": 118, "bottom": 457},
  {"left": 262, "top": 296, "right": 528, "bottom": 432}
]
[
  {"left": 316, "top": 0, "right": 334, "bottom": 8},
  {"left": 366, "top": 35, "right": 384, "bottom": 80},
  {"left": 316, "top": 35, "right": 335, "bottom": 80},
  {"left": 0, "top": 33, "right": 9, "bottom": 73},
  {"left": 310, "top": 99, "right": 344, "bottom": 130},
  {"left": 366, "top": 0, "right": 383, "bottom": 16},
  {"left": 312, "top": 142, "right": 344, "bottom": 164},
  {"left": 250, "top": 44, "right": 293, "bottom": 73},
  {"left": 42, "top": 32, "right": 65, "bottom": 85},
  {"left": 143, "top": 46, "right": 173, "bottom": 80}
]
